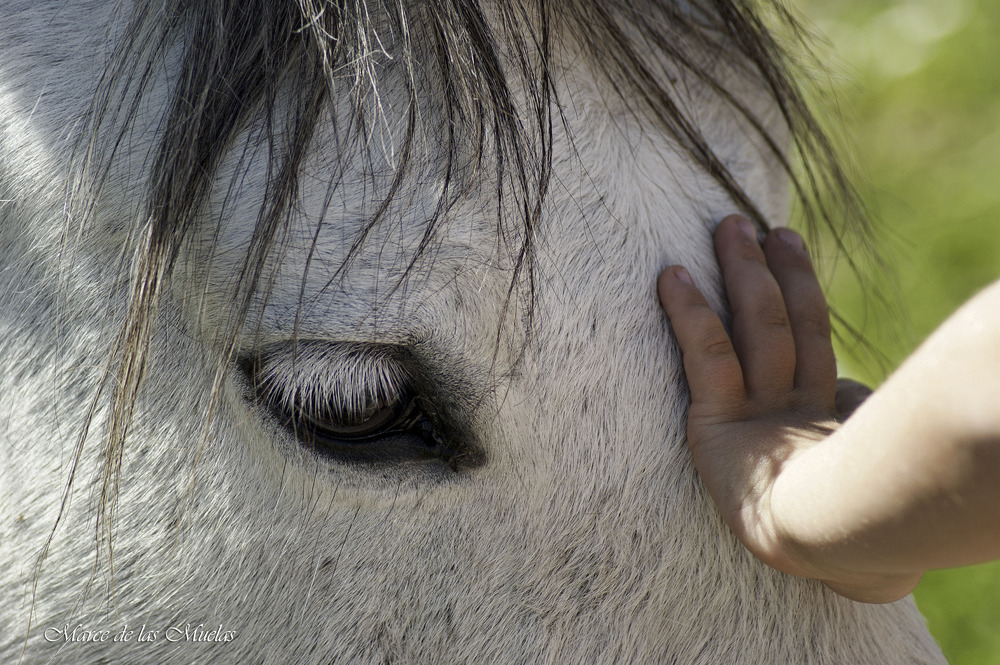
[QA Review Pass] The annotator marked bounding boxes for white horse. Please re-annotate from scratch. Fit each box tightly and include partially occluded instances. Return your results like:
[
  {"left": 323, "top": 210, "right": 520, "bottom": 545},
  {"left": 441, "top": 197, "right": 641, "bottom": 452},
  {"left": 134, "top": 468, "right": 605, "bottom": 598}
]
[{"left": 0, "top": 0, "right": 947, "bottom": 662}]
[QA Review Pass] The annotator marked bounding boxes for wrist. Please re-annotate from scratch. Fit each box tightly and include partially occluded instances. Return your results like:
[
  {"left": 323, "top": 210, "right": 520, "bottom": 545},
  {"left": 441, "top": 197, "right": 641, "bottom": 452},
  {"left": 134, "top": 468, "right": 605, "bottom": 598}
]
[
  {"left": 762, "top": 438, "right": 925, "bottom": 603},
  {"left": 759, "top": 436, "right": 853, "bottom": 579},
  {"left": 765, "top": 489, "right": 922, "bottom": 603}
]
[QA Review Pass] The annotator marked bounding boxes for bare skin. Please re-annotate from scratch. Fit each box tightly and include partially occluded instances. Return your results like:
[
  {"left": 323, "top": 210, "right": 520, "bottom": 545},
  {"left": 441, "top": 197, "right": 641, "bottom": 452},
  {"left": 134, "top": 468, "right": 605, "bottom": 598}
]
[{"left": 658, "top": 215, "right": 1000, "bottom": 603}]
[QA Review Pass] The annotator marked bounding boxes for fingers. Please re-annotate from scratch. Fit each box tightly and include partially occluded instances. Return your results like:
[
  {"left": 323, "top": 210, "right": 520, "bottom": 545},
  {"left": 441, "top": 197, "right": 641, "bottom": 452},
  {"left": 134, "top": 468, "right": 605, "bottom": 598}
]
[
  {"left": 762, "top": 228, "right": 837, "bottom": 407},
  {"left": 660, "top": 216, "right": 837, "bottom": 412},
  {"left": 835, "top": 378, "right": 873, "bottom": 421},
  {"left": 658, "top": 266, "right": 747, "bottom": 414},
  {"left": 713, "top": 216, "right": 796, "bottom": 399}
]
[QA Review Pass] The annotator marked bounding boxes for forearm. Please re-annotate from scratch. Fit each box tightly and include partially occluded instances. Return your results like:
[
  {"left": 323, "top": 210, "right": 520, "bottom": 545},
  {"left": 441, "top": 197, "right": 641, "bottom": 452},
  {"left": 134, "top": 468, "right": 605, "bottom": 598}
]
[{"left": 772, "top": 279, "right": 1000, "bottom": 581}]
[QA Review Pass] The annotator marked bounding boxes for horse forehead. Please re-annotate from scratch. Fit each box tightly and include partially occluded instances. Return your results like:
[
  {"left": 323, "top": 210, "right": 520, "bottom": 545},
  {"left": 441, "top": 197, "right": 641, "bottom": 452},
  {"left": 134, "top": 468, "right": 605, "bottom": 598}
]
[{"left": 213, "top": 68, "right": 742, "bottom": 351}]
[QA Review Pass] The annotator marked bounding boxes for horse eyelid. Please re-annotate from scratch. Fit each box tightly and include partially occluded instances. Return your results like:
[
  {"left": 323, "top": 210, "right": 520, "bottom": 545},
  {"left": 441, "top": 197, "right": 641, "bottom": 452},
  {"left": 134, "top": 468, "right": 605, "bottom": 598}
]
[{"left": 249, "top": 343, "right": 414, "bottom": 416}]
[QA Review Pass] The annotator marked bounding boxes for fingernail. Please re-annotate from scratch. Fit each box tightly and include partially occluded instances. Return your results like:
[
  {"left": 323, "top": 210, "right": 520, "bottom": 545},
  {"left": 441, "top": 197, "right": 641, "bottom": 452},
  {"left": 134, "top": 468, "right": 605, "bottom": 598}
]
[
  {"left": 775, "top": 227, "right": 804, "bottom": 251},
  {"left": 673, "top": 266, "right": 692, "bottom": 284},
  {"left": 736, "top": 217, "right": 757, "bottom": 241}
]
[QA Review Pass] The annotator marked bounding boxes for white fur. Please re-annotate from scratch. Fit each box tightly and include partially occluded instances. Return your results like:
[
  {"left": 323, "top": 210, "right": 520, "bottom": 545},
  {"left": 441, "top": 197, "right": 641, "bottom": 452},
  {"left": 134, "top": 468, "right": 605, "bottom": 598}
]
[{"left": 0, "top": 2, "right": 947, "bottom": 663}]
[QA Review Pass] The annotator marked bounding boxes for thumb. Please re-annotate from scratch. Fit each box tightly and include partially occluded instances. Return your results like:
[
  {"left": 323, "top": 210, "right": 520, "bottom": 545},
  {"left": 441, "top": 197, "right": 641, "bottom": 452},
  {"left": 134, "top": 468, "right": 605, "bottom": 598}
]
[{"left": 835, "top": 378, "right": 873, "bottom": 422}]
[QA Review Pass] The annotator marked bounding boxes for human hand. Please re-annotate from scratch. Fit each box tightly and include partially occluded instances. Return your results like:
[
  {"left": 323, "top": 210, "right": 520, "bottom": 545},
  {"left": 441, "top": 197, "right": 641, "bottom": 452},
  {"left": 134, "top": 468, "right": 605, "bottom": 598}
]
[
  {"left": 657, "top": 215, "right": 919, "bottom": 602},
  {"left": 835, "top": 377, "right": 873, "bottom": 421}
]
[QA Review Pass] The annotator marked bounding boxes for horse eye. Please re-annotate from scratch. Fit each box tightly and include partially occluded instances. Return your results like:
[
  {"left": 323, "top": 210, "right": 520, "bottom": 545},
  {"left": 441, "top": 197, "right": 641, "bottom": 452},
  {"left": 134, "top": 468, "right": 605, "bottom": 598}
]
[
  {"left": 243, "top": 348, "right": 457, "bottom": 464},
  {"left": 283, "top": 392, "right": 421, "bottom": 444}
]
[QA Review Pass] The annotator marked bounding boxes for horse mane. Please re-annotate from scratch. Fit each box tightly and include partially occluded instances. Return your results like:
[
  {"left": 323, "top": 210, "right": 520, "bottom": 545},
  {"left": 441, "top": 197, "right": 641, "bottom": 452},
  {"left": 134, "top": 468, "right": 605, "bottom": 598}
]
[{"left": 64, "top": 0, "right": 867, "bottom": 572}]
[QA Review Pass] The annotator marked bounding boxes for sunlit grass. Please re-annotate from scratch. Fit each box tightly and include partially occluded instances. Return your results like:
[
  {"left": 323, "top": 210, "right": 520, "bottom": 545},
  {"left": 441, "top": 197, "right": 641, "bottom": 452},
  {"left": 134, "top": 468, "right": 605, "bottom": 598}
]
[{"left": 791, "top": 0, "right": 1000, "bottom": 662}]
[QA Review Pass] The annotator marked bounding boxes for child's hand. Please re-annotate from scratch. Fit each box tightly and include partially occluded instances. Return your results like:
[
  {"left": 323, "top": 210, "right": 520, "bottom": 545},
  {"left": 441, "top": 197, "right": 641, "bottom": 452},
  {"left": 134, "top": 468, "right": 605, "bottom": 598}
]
[{"left": 657, "top": 215, "right": 919, "bottom": 602}]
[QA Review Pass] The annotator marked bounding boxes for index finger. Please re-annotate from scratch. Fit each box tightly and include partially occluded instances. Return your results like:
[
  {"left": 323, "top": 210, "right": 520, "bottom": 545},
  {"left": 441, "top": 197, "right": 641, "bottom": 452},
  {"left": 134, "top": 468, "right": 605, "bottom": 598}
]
[{"left": 658, "top": 266, "right": 747, "bottom": 413}]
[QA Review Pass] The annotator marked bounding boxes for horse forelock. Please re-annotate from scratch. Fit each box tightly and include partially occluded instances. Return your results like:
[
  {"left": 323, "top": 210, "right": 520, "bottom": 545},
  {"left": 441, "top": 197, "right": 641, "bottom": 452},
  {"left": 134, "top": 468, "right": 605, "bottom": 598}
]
[{"left": 75, "top": 1, "right": 863, "bottom": 533}]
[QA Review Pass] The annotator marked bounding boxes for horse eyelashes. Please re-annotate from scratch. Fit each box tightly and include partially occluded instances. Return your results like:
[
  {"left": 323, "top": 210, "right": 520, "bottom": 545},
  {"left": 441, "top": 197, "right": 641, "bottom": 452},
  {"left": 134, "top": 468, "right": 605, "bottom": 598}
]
[{"left": 243, "top": 343, "right": 454, "bottom": 464}]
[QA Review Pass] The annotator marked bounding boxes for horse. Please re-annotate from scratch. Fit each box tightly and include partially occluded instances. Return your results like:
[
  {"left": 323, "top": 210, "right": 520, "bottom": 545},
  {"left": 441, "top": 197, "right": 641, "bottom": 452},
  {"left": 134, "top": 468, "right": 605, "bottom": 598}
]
[{"left": 0, "top": 0, "right": 947, "bottom": 662}]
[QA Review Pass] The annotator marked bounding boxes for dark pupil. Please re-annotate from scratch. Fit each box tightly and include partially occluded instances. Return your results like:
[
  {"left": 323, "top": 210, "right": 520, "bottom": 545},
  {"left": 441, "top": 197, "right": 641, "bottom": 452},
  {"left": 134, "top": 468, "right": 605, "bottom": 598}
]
[{"left": 296, "top": 393, "right": 413, "bottom": 441}]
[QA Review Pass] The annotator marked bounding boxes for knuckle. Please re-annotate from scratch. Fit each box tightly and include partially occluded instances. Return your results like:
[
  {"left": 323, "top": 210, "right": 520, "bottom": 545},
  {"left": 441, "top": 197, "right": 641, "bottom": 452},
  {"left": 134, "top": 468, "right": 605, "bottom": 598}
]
[
  {"left": 699, "top": 335, "right": 735, "bottom": 359},
  {"left": 730, "top": 278, "right": 791, "bottom": 330},
  {"left": 748, "top": 303, "right": 791, "bottom": 331},
  {"left": 683, "top": 304, "right": 724, "bottom": 335},
  {"left": 795, "top": 307, "right": 831, "bottom": 337}
]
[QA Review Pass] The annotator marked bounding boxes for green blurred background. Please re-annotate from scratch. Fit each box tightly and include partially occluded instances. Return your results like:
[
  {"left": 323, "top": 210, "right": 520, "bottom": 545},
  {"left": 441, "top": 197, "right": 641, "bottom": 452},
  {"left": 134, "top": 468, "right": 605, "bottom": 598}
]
[{"left": 790, "top": 0, "right": 1000, "bottom": 662}]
